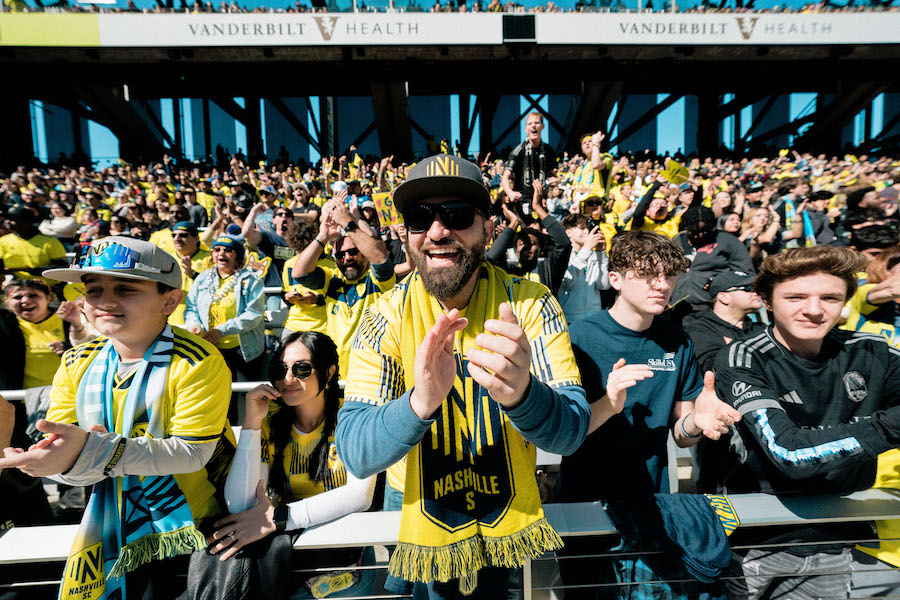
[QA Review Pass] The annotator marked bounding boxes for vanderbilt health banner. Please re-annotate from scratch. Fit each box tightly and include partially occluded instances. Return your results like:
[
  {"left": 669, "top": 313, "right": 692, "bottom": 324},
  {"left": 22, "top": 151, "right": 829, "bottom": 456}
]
[
  {"left": 1, "top": 12, "right": 897, "bottom": 47},
  {"left": 97, "top": 13, "right": 502, "bottom": 46},
  {"left": 536, "top": 13, "right": 900, "bottom": 45}
]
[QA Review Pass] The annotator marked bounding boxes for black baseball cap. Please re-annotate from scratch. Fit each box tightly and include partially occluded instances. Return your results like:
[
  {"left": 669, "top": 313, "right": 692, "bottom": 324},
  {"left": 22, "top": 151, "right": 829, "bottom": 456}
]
[
  {"left": 709, "top": 270, "right": 756, "bottom": 296},
  {"left": 393, "top": 154, "right": 490, "bottom": 217}
]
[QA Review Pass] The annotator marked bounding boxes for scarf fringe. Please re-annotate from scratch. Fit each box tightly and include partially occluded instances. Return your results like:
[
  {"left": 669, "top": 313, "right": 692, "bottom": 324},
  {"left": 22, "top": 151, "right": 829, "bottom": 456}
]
[
  {"left": 108, "top": 525, "right": 206, "bottom": 578},
  {"left": 484, "top": 517, "right": 563, "bottom": 568},
  {"left": 388, "top": 518, "right": 563, "bottom": 583}
]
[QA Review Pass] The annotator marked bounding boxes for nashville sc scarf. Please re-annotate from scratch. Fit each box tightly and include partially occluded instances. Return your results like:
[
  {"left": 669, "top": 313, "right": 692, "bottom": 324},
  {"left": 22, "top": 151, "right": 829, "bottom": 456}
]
[
  {"left": 60, "top": 326, "right": 205, "bottom": 600},
  {"left": 389, "top": 264, "right": 565, "bottom": 584}
]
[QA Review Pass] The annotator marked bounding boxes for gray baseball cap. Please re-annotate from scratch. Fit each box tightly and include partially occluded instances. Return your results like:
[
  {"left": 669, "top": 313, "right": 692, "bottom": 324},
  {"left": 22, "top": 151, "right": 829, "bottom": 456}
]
[
  {"left": 393, "top": 154, "right": 490, "bottom": 216},
  {"left": 44, "top": 236, "right": 182, "bottom": 290}
]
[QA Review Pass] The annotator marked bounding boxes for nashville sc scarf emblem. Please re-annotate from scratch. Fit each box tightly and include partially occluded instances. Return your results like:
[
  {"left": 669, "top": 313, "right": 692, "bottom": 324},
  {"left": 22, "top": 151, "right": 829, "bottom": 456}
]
[
  {"left": 390, "top": 265, "right": 570, "bottom": 584},
  {"left": 391, "top": 357, "right": 561, "bottom": 584}
]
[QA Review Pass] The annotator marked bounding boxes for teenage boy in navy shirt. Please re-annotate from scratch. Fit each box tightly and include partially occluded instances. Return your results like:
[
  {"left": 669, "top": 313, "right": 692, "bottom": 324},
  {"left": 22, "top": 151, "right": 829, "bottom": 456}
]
[{"left": 556, "top": 230, "right": 740, "bottom": 599}]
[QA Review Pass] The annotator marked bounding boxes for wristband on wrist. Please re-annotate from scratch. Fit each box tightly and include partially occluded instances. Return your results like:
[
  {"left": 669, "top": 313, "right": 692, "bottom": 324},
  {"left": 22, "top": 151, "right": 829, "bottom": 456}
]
[
  {"left": 315, "top": 238, "right": 327, "bottom": 247},
  {"left": 273, "top": 504, "right": 290, "bottom": 532},
  {"left": 679, "top": 411, "right": 703, "bottom": 439}
]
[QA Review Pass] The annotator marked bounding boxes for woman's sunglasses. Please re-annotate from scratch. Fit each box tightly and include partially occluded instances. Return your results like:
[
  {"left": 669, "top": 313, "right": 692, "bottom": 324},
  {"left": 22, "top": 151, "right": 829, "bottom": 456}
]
[
  {"left": 402, "top": 201, "right": 479, "bottom": 233},
  {"left": 270, "top": 360, "right": 314, "bottom": 381}
]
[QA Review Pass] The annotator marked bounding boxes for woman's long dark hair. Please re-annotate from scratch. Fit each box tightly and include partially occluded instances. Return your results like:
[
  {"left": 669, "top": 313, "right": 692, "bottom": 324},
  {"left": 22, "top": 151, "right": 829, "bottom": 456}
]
[{"left": 266, "top": 331, "right": 341, "bottom": 503}]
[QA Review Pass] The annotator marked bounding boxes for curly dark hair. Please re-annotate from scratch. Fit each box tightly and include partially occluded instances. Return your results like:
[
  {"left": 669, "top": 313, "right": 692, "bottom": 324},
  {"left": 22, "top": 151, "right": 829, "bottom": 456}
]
[
  {"left": 285, "top": 220, "right": 319, "bottom": 253},
  {"left": 608, "top": 230, "right": 690, "bottom": 278},
  {"left": 265, "top": 331, "right": 341, "bottom": 504},
  {"left": 755, "top": 246, "right": 867, "bottom": 302}
]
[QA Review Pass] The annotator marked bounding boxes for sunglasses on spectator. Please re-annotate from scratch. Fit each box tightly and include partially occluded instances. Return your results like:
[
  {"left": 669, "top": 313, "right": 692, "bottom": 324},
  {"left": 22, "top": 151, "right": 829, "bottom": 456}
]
[
  {"left": 275, "top": 211, "right": 293, "bottom": 218},
  {"left": 172, "top": 232, "right": 193, "bottom": 239},
  {"left": 334, "top": 248, "right": 360, "bottom": 259},
  {"left": 402, "top": 201, "right": 480, "bottom": 233},
  {"left": 271, "top": 360, "right": 314, "bottom": 381}
]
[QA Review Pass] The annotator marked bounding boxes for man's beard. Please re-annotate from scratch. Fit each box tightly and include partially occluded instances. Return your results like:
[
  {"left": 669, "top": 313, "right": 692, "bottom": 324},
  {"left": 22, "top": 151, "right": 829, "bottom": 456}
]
[
  {"left": 339, "top": 262, "right": 363, "bottom": 281},
  {"left": 411, "top": 235, "right": 486, "bottom": 302}
]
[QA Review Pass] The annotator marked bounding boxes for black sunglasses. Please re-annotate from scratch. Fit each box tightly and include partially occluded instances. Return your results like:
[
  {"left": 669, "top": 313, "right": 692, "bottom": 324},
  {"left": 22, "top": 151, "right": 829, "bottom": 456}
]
[
  {"left": 271, "top": 360, "right": 314, "bottom": 381},
  {"left": 275, "top": 211, "right": 293, "bottom": 218},
  {"left": 402, "top": 201, "right": 479, "bottom": 233},
  {"left": 334, "top": 248, "right": 360, "bottom": 259}
]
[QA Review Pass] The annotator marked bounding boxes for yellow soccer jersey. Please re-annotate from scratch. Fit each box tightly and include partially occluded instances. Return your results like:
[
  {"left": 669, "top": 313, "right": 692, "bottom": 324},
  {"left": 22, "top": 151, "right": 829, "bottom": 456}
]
[
  {"left": 169, "top": 250, "right": 214, "bottom": 327},
  {"left": 571, "top": 163, "right": 606, "bottom": 200},
  {"left": 149, "top": 228, "right": 176, "bottom": 257},
  {"left": 858, "top": 450, "right": 900, "bottom": 567},
  {"left": 209, "top": 275, "right": 240, "bottom": 350},
  {"left": 626, "top": 214, "right": 683, "bottom": 238},
  {"left": 19, "top": 314, "right": 65, "bottom": 389},
  {"left": 46, "top": 328, "right": 234, "bottom": 523},
  {"left": 344, "top": 265, "right": 581, "bottom": 493},
  {"left": 260, "top": 415, "right": 347, "bottom": 501},
  {"left": 0, "top": 232, "right": 67, "bottom": 279},
  {"left": 196, "top": 192, "right": 217, "bottom": 217},
  {"left": 305, "top": 264, "right": 395, "bottom": 377},
  {"left": 840, "top": 283, "right": 900, "bottom": 345},
  {"left": 281, "top": 255, "right": 330, "bottom": 335}
]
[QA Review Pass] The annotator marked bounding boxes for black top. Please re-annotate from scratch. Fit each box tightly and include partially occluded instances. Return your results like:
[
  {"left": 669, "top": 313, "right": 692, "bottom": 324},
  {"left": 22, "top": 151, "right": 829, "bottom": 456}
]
[
  {"left": 714, "top": 327, "right": 900, "bottom": 497},
  {"left": 683, "top": 309, "right": 764, "bottom": 374},
  {"left": 672, "top": 231, "right": 755, "bottom": 306},
  {"left": 484, "top": 216, "right": 571, "bottom": 297},
  {"left": 506, "top": 141, "right": 557, "bottom": 193}
]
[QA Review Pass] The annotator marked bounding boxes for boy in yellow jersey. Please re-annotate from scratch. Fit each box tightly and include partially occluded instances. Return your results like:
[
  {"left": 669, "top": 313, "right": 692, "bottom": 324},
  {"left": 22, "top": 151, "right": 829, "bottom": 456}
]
[{"left": 0, "top": 236, "right": 234, "bottom": 600}]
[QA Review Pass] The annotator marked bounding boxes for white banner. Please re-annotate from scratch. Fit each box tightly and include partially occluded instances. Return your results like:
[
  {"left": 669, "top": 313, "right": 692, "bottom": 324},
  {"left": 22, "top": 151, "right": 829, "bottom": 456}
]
[
  {"left": 536, "top": 13, "right": 900, "bottom": 45},
  {"left": 98, "top": 13, "right": 502, "bottom": 46}
]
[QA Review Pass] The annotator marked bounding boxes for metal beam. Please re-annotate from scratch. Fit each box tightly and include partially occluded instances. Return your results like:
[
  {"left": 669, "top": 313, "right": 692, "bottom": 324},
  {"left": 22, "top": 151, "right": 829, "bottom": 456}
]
[
  {"left": 265, "top": 96, "right": 320, "bottom": 153},
  {"left": 607, "top": 93, "right": 683, "bottom": 148},
  {"left": 41, "top": 86, "right": 168, "bottom": 162},
  {"left": 747, "top": 113, "right": 817, "bottom": 146},
  {"left": 133, "top": 99, "right": 177, "bottom": 151},
  {"left": 370, "top": 82, "right": 412, "bottom": 160},
  {"left": 478, "top": 93, "right": 500, "bottom": 158},
  {"left": 717, "top": 92, "right": 768, "bottom": 120},
  {"left": 0, "top": 95, "right": 35, "bottom": 166},
  {"left": 795, "top": 81, "right": 891, "bottom": 151},
  {"left": 344, "top": 120, "right": 377, "bottom": 155},
  {"left": 210, "top": 97, "right": 248, "bottom": 124},
  {"left": 739, "top": 95, "right": 778, "bottom": 143},
  {"left": 696, "top": 92, "right": 719, "bottom": 155},
  {"left": 564, "top": 81, "right": 624, "bottom": 154}
]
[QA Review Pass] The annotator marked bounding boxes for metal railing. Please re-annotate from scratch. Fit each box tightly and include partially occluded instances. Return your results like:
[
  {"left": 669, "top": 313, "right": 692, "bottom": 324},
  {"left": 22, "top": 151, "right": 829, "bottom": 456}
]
[{"left": 3, "top": 491, "right": 900, "bottom": 598}]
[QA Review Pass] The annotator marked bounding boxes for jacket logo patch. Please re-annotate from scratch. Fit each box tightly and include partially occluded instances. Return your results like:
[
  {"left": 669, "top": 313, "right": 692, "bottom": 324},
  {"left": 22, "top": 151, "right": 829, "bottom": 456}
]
[{"left": 843, "top": 371, "right": 867, "bottom": 403}]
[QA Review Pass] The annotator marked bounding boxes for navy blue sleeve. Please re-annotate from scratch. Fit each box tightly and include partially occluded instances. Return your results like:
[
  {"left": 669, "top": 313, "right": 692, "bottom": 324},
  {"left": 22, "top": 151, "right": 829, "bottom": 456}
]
[
  {"left": 335, "top": 393, "right": 434, "bottom": 479},
  {"left": 502, "top": 378, "right": 589, "bottom": 456}
]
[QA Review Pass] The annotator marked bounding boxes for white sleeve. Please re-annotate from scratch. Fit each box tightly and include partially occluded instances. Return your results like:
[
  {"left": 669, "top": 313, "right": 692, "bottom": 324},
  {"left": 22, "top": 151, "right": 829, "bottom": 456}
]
[
  {"left": 54, "top": 431, "right": 216, "bottom": 486},
  {"left": 286, "top": 469, "right": 376, "bottom": 530},
  {"left": 224, "top": 428, "right": 270, "bottom": 514}
]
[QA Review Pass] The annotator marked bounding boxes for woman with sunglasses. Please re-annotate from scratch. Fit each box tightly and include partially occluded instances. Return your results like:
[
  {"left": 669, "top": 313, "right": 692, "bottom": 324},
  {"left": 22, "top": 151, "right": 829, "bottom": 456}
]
[
  {"left": 185, "top": 234, "right": 266, "bottom": 418},
  {"left": 206, "top": 331, "right": 376, "bottom": 598}
]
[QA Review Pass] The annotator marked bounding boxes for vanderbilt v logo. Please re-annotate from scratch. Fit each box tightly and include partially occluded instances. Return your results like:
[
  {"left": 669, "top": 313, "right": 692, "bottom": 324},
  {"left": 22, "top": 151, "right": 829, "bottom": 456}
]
[
  {"left": 314, "top": 16, "right": 338, "bottom": 41},
  {"left": 426, "top": 156, "right": 460, "bottom": 177},
  {"left": 735, "top": 17, "right": 758, "bottom": 40}
]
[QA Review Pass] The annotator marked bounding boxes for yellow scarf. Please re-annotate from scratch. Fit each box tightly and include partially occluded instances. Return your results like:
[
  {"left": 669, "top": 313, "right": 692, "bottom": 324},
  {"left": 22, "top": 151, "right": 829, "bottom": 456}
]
[{"left": 389, "top": 264, "right": 574, "bottom": 583}]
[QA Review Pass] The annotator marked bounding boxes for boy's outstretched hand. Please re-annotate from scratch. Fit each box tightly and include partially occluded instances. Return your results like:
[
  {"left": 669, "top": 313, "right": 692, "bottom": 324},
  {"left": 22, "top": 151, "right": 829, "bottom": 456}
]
[{"left": 0, "top": 419, "right": 88, "bottom": 477}]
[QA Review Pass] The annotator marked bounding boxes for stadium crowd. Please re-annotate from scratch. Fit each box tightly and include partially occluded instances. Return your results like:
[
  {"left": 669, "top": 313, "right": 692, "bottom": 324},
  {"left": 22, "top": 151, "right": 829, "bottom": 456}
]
[{"left": 2, "top": 112, "right": 900, "bottom": 599}]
